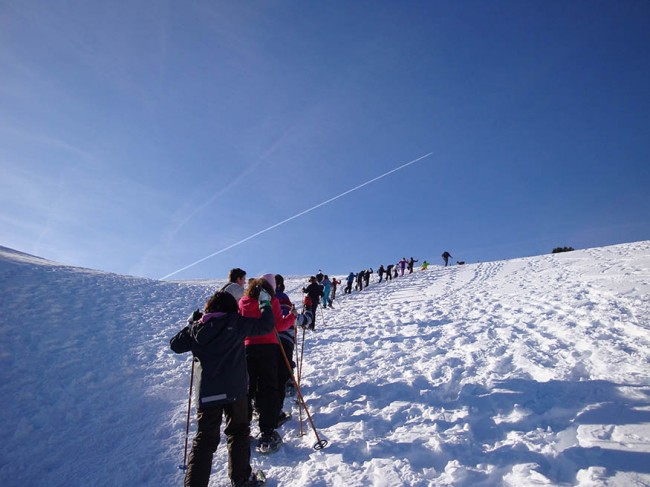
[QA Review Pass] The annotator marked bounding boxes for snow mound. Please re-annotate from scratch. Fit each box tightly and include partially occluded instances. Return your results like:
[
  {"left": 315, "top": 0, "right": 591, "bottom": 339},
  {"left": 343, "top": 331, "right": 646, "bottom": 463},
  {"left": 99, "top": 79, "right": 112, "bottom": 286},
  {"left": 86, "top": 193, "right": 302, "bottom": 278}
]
[{"left": 1, "top": 242, "right": 649, "bottom": 486}]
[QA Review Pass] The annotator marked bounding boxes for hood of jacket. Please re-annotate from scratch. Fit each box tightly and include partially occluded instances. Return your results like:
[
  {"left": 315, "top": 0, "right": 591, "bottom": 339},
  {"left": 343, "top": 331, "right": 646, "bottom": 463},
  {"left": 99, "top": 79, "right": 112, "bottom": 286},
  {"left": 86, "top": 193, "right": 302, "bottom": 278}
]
[{"left": 191, "top": 312, "right": 228, "bottom": 345}]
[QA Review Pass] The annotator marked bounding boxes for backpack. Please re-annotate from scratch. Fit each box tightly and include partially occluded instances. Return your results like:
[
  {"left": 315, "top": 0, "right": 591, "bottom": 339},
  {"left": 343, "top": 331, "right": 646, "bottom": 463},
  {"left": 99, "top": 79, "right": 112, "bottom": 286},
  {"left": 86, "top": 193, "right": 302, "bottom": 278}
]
[{"left": 303, "top": 295, "right": 312, "bottom": 307}]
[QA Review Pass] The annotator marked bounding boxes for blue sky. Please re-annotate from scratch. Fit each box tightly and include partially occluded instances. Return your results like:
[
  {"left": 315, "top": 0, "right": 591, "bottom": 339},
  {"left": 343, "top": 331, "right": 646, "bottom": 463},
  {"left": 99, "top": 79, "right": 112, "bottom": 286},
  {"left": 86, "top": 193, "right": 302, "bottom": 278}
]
[{"left": 1, "top": 1, "right": 649, "bottom": 280}]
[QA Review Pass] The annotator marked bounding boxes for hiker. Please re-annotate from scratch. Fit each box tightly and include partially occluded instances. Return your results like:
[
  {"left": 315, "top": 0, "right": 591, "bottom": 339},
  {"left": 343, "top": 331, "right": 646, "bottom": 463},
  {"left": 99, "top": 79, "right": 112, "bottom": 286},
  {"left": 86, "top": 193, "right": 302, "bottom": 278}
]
[
  {"left": 442, "top": 251, "right": 452, "bottom": 267},
  {"left": 421, "top": 260, "right": 430, "bottom": 271},
  {"left": 385, "top": 264, "right": 393, "bottom": 281},
  {"left": 344, "top": 272, "right": 355, "bottom": 294},
  {"left": 393, "top": 264, "right": 399, "bottom": 279},
  {"left": 169, "top": 291, "right": 272, "bottom": 487},
  {"left": 240, "top": 275, "right": 297, "bottom": 453},
  {"left": 322, "top": 275, "right": 332, "bottom": 308},
  {"left": 302, "top": 276, "right": 323, "bottom": 329},
  {"left": 274, "top": 274, "right": 311, "bottom": 426},
  {"left": 399, "top": 258, "right": 407, "bottom": 276},
  {"left": 407, "top": 257, "right": 418, "bottom": 274},
  {"left": 363, "top": 268, "right": 373, "bottom": 288},
  {"left": 221, "top": 268, "right": 247, "bottom": 302},
  {"left": 355, "top": 270, "right": 365, "bottom": 291},
  {"left": 377, "top": 265, "right": 385, "bottom": 283},
  {"left": 330, "top": 277, "right": 341, "bottom": 300}
]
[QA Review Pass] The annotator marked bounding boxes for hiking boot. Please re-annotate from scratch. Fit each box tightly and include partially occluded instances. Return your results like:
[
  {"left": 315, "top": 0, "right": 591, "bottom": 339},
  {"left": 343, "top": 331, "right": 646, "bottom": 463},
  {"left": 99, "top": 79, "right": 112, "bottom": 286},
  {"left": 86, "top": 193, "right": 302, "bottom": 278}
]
[
  {"left": 231, "top": 470, "right": 265, "bottom": 487},
  {"left": 256, "top": 430, "right": 282, "bottom": 454}
]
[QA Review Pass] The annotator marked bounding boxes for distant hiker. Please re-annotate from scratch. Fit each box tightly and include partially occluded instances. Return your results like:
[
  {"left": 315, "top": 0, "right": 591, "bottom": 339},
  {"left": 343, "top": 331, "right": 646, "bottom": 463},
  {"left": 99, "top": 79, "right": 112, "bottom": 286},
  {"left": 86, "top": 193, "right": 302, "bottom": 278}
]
[
  {"left": 170, "top": 290, "right": 273, "bottom": 487},
  {"left": 421, "top": 260, "right": 430, "bottom": 270},
  {"left": 442, "top": 251, "right": 452, "bottom": 267},
  {"left": 221, "top": 267, "right": 247, "bottom": 302},
  {"left": 315, "top": 270, "right": 324, "bottom": 283},
  {"left": 302, "top": 276, "right": 323, "bottom": 329},
  {"left": 385, "top": 264, "right": 394, "bottom": 281},
  {"left": 393, "top": 265, "right": 399, "bottom": 279},
  {"left": 363, "top": 268, "right": 373, "bottom": 288},
  {"left": 345, "top": 272, "right": 355, "bottom": 294},
  {"left": 355, "top": 270, "right": 365, "bottom": 291},
  {"left": 240, "top": 275, "right": 296, "bottom": 454},
  {"left": 407, "top": 257, "right": 418, "bottom": 274},
  {"left": 377, "top": 265, "right": 385, "bottom": 283},
  {"left": 322, "top": 275, "right": 332, "bottom": 308},
  {"left": 330, "top": 277, "right": 341, "bottom": 300},
  {"left": 398, "top": 258, "right": 407, "bottom": 276}
]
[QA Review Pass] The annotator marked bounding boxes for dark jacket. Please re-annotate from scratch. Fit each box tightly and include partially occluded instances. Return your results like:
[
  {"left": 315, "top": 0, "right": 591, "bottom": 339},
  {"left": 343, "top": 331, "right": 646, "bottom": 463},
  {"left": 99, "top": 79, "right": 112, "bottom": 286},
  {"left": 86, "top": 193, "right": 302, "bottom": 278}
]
[
  {"left": 363, "top": 268, "right": 373, "bottom": 285},
  {"left": 170, "top": 307, "right": 275, "bottom": 410},
  {"left": 303, "top": 282, "right": 324, "bottom": 303}
]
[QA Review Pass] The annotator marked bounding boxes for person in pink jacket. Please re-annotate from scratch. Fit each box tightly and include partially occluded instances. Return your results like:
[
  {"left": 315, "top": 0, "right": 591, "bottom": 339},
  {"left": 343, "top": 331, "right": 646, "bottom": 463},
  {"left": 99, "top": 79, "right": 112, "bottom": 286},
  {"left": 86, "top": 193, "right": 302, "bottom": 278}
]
[{"left": 239, "top": 274, "right": 296, "bottom": 453}]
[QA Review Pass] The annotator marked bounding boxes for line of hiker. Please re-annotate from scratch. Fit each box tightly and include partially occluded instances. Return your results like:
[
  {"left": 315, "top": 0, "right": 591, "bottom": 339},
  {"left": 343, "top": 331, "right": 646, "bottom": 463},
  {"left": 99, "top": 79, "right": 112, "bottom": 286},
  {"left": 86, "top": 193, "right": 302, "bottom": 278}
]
[
  {"left": 170, "top": 268, "right": 315, "bottom": 487},
  {"left": 168, "top": 251, "right": 459, "bottom": 486}
]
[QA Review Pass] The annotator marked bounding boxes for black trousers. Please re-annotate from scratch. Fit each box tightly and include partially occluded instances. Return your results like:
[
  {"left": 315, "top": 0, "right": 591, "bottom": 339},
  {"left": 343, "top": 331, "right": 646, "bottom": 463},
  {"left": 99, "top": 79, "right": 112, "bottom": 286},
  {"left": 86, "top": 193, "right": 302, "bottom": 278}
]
[
  {"left": 246, "top": 344, "right": 280, "bottom": 434},
  {"left": 309, "top": 302, "right": 319, "bottom": 327},
  {"left": 277, "top": 339, "right": 294, "bottom": 407},
  {"left": 184, "top": 398, "right": 251, "bottom": 487}
]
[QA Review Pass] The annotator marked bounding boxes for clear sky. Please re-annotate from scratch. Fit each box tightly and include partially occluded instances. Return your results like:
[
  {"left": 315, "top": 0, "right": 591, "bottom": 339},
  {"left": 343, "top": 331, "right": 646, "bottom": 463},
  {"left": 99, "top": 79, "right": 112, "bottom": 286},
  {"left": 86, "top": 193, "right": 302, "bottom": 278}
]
[{"left": 1, "top": 1, "right": 649, "bottom": 280}]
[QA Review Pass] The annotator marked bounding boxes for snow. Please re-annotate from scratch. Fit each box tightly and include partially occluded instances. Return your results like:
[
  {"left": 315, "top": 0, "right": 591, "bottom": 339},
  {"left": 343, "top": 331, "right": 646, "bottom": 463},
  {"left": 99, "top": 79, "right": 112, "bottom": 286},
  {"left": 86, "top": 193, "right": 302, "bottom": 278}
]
[{"left": 1, "top": 241, "right": 649, "bottom": 486}]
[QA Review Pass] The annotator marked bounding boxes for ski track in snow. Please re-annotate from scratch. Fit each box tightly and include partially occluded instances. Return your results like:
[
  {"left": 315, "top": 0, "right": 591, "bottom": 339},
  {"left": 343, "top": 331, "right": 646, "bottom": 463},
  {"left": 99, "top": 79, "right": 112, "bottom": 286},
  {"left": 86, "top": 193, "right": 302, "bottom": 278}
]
[{"left": 1, "top": 242, "right": 649, "bottom": 486}]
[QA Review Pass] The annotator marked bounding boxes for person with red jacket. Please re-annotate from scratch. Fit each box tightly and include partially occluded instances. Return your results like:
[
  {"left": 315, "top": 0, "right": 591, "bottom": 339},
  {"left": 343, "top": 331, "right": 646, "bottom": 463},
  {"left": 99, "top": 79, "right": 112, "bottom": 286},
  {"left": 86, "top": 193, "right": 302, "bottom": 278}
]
[{"left": 239, "top": 274, "right": 296, "bottom": 453}]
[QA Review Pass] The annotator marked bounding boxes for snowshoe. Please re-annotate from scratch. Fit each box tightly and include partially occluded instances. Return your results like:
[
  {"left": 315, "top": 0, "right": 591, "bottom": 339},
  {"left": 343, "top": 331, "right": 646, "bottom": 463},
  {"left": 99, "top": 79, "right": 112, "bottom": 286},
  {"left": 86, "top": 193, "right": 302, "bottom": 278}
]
[
  {"left": 256, "top": 431, "right": 282, "bottom": 454},
  {"left": 232, "top": 469, "right": 266, "bottom": 487}
]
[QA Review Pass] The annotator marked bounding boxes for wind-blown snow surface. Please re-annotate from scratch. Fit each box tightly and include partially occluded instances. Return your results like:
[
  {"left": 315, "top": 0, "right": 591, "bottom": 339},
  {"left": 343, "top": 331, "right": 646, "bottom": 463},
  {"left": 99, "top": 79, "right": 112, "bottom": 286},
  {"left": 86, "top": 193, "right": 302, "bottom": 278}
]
[{"left": 1, "top": 242, "right": 649, "bottom": 486}]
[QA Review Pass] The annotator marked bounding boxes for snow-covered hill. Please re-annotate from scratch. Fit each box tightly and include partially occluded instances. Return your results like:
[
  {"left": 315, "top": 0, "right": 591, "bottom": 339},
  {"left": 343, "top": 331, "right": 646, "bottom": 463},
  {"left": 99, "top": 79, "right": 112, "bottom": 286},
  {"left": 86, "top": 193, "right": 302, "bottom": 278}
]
[{"left": 1, "top": 242, "right": 649, "bottom": 486}]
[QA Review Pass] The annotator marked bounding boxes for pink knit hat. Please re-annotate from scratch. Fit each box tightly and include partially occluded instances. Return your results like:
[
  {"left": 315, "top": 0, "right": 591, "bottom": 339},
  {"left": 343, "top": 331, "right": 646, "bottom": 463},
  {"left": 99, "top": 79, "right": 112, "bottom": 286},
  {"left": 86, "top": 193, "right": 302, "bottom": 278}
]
[{"left": 260, "top": 273, "right": 276, "bottom": 289}]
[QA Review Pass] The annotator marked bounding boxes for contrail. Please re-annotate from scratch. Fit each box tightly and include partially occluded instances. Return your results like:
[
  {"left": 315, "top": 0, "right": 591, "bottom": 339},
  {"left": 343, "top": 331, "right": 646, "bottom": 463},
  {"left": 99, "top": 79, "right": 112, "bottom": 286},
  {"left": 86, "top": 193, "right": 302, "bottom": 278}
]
[{"left": 160, "top": 151, "right": 433, "bottom": 280}]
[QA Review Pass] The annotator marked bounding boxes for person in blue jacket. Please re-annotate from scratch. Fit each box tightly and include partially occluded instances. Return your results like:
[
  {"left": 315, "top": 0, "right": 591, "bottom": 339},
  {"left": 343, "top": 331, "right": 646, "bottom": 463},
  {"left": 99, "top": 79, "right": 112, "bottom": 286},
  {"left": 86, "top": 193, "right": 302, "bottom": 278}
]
[
  {"left": 322, "top": 275, "right": 332, "bottom": 308},
  {"left": 344, "top": 272, "right": 356, "bottom": 294}
]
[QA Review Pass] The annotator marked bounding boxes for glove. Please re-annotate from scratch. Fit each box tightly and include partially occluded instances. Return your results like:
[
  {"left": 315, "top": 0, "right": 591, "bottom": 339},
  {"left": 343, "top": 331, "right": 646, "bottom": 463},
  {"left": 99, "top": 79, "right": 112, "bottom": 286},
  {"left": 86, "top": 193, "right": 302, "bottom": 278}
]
[
  {"left": 187, "top": 309, "right": 203, "bottom": 324},
  {"left": 258, "top": 289, "right": 272, "bottom": 309}
]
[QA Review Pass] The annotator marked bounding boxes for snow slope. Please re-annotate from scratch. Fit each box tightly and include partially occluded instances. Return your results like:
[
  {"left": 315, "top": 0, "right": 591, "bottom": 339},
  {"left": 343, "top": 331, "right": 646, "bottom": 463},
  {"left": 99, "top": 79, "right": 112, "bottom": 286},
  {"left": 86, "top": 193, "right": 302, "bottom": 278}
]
[{"left": 1, "top": 242, "right": 649, "bottom": 486}]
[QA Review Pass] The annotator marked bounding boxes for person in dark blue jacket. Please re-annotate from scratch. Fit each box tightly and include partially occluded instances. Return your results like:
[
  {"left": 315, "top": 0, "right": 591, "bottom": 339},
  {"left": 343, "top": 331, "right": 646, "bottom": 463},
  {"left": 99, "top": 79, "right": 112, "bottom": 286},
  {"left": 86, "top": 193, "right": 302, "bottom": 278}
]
[
  {"left": 345, "top": 272, "right": 356, "bottom": 294},
  {"left": 170, "top": 291, "right": 273, "bottom": 487}
]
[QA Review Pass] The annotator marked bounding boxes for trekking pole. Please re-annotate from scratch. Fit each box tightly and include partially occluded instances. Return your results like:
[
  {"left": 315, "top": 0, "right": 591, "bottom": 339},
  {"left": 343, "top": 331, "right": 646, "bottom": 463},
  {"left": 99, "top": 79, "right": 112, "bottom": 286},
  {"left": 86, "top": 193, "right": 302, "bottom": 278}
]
[
  {"left": 293, "top": 324, "right": 305, "bottom": 436},
  {"left": 178, "top": 358, "right": 195, "bottom": 471},
  {"left": 296, "top": 321, "right": 307, "bottom": 436},
  {"left": 297, "top": 313, "right": 307, "bottom": 384},
  {"left": 319, "top": 305, "right": 326, "bottom": 327},
  {"left": 274, "top": 330, "right": 328, "bottom": 450}
]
